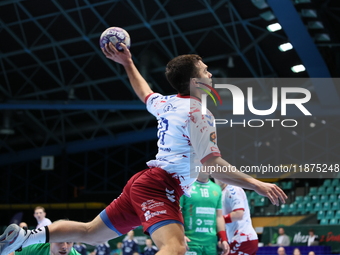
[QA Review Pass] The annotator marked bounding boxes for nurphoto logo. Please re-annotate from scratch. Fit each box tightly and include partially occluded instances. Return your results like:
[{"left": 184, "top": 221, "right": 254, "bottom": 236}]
[{"left": 197, "top": 78, "right": 312, "bottom": 128}]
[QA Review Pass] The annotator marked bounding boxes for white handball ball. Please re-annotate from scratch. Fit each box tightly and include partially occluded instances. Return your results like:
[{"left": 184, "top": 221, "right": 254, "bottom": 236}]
[{"left": 99, "top": 27, "right": 131, "bottom": 51}]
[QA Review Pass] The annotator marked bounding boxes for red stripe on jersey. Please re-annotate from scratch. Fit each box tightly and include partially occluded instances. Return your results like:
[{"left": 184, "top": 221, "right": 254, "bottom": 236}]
[
  {"left": 144, "top": 93, "right": 156, "bottom": 104},
  {"left": 200, "top": 152, "right": 221, "bottom": 164}
]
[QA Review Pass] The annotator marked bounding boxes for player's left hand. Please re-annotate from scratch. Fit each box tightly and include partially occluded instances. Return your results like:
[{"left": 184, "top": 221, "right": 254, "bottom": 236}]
[
  {"left": 255, "top": 182, "right": 287, "bottom": 206},
  {"left": 220, "top": 240, "right": 230, "bottom": 255},
  {"left": 102, "top": 42, "right": 132, "bottom": 66}
]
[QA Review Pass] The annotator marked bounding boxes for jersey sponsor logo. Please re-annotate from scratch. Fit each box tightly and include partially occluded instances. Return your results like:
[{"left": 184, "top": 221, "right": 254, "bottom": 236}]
[
  {"left": 196, "top": 219, "right": 202, "bottom": 226},
  {"left": 204, "top": 219, "right": 214, "bottom": 226},
  {"left": 195, "top": 227, "right": 209, "bottom": 233},
  {"left": 196, "top": 207, "right": 215, "bottom": 215},
  {"left": 144, "top": 210, "right": 167, "bottom": 221},
  {"left": 141, "top": 199, "right": 165, "bottom": 211}
]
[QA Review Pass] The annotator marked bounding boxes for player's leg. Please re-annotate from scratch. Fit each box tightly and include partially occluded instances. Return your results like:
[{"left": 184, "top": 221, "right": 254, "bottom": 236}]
[
  {"left": 46, "top": 214, "right": 119, "bottom": 244},
  {"left": 0, "top": 170, "right": 146, "bottom": 255},
  {"left": 129, "top": 167, "right": 186, "bottom": 255},
  {"left": 150, "top": 223, "right": 186, "bottom": 255},
  {"left": 0, "top": 216, "right": 118, "bottom": 255}
]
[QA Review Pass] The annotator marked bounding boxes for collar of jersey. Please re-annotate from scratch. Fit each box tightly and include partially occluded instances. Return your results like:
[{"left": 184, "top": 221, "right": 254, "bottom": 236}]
[{"left": 176, "top": 94, "right": 201, "bottom": 102}]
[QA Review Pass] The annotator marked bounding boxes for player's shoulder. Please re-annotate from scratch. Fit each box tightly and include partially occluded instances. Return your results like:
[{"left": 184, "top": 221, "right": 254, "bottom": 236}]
[
  {"left": 146, "top": 93, "right": 177, "bottom": 105},
  {"left": 209, "top": 180, "right": 222, "bottom": 191}
]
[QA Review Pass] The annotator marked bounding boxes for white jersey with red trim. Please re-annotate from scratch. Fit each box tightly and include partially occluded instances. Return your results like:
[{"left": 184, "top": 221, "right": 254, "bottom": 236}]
[
  {"left": 222, "top": 185, "right": 258, "bottom": 242},
  {"left": 145, "top": 93, "right": 221, "bottom": 195}
]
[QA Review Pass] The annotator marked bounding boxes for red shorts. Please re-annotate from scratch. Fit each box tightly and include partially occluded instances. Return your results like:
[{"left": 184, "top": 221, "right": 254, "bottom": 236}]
[
  {"left": 229, "top": 239, "right": 258, "bottom": 255},
  {"left": 102, "top": 167, "right": 184, "bottom": 235}
]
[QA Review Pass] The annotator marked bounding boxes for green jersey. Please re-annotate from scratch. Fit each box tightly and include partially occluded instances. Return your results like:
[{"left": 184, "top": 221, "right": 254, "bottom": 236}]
[
  {"left": 180, "top": 180, "right": 222, "bottom": 245},
  {"left": 15, "top": 243, "right": 80, "bottom": 255}
]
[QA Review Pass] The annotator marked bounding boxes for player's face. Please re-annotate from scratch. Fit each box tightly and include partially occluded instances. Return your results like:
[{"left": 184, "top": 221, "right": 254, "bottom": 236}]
[
  {"left": 34, "top": 209, "right": 45, "bottom": 221},
  {"left": 50, "top": 242, "right": 74, "bottom": 255},
  {"left": 146, "top": 239, "right": 152, "bottom": 247},
  {"left": 196, "top": 60, "right": 212, "bottom": 85}
]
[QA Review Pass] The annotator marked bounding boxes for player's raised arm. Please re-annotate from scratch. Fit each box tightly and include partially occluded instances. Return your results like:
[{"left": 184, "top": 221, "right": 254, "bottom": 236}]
[
  {"left": 102, "top": 42, "right": 153, "bottom": 103},
  {"left": 205, "top": 156, "right": 287, "bottom": 206}
]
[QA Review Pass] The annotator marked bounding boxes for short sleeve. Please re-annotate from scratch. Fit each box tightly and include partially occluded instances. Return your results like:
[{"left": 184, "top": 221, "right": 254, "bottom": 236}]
[
  {"left": 145, "top": 93, "right": 163, "bottom": 117},
  {"left": 229, "top": 187, "right": 245, "bottom": 211},
  {"left": 189, "top": 110, "right": 221, "bottom": 164}
]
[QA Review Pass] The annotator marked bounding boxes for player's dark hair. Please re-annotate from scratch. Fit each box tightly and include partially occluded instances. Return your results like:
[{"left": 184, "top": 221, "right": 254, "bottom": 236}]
[{"left": 165, "top": 54, "right": 202, "bottom": 95}]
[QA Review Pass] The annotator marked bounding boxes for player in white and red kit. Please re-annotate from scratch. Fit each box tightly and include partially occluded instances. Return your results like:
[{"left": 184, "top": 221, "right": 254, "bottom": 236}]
[
  {"left": 0, "top": 42, "right": 287, "bottom": 255},
  {"left": 216, "top": 180, "right": 258, "bottom": 255}
]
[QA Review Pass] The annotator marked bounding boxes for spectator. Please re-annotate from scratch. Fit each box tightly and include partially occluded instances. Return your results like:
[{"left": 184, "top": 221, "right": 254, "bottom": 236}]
[
  {"left": 293, "top": 248, "right": 301, "bottom": 255},
  {"left": 111, "top": 242, "right": 122, "bottom": 255},
  {"left": 307, "top": 229, "right": 319, "bottom": 246},
  {"left": 277, "top": 247, "right": 286, "bottom": 255},
  {"left": 270, "top": 228, "right": 290, "bottom": 246},
  {"left": 73, "top": 242, "right": 87, "bottom": 255},
  {"left": 33, "top": 206, "right": 52, "bottom": 228},
  {"left": 122, "top": 230, "right": 139, "bottom": 255},
  {"left": 91, "top": 242, "right": 110, "bottom": 255},
  {"left": 143, "top": 239, "right": 158, "bottom": 255},
  {"left": 308, "top": 251, "right": 316, "bottom": 255}
]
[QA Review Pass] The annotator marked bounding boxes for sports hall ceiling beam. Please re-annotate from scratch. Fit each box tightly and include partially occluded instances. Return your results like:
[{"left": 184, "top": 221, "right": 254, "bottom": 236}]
[
  {"left": 0, "top": 127, "right": 157, "bottom": 167},
  {"left": 1, "top": 100, "right": 339, "bottom": 117},
  {"left": 202, "top": 0, "right": 275, "bottom": 97},
  {"left": 0, "top": 100, "right": 145, "bottom": 110},
  {"left": 267, "top": 0, "right": 340, "bottom": 106}
]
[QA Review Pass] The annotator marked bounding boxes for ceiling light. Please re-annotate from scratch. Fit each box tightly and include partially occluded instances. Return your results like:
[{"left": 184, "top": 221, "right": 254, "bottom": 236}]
[
  {"left": 315, "top": 34, "right": 331, "bottom": 41},
  {"left": 227, "top": 57, "right": 234, "bottom": 68},
  {"left": 0, "top": 128, "right": 15, "bottom": 135},
  {"left": 291, "top": 64, "right": 306, "bottom": 73},
  {"left": 278, "top": 43, "right": 293, "bottom": 52},
  {"left": 267, "top": 23, "right": 282, "bottom": 32},
  {"left": 251, "top": 0, "right": 268, "bottom": 9},
  {"left": 301, "top": 9, "right": 317, "bottom": 17},
  {"left": 260, "top": 10, "right": 276, "bottom": 21},
  {"left": 309, "top": 122, "right": 315, "bottom": 128},
  {"left": 308, "top": 21, "right": 324, "bottom": 29}
]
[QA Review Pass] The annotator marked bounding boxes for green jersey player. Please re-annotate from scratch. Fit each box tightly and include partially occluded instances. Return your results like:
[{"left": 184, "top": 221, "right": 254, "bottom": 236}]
[{"left": 180, "top": 172, "right": 229, "bottom": 255}]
